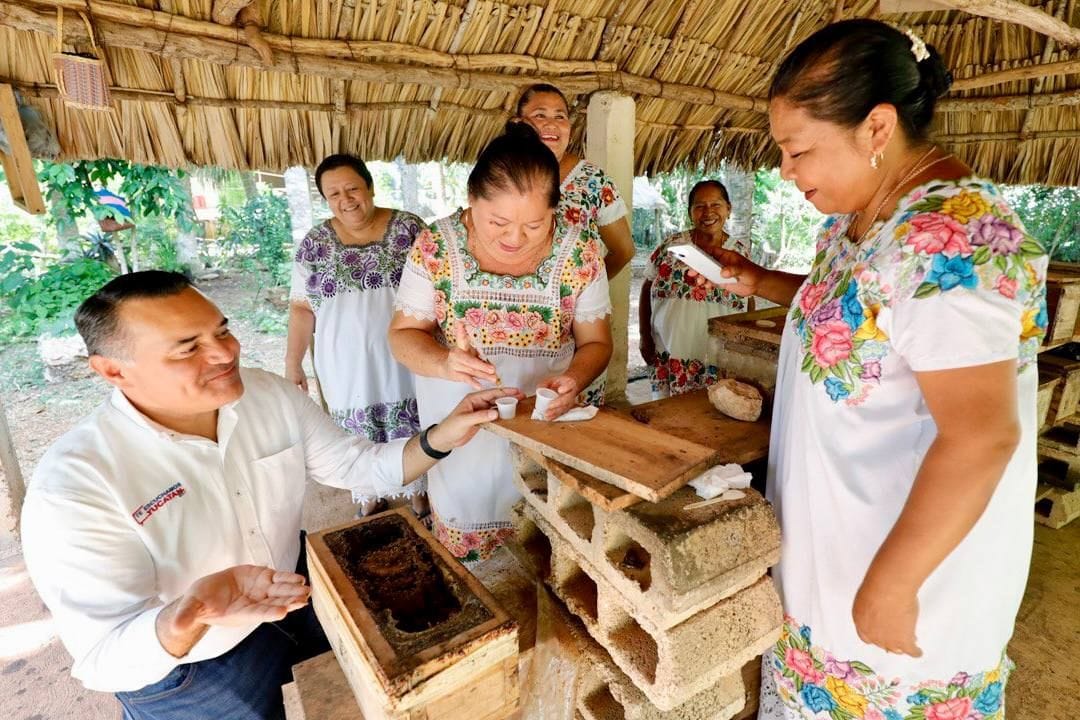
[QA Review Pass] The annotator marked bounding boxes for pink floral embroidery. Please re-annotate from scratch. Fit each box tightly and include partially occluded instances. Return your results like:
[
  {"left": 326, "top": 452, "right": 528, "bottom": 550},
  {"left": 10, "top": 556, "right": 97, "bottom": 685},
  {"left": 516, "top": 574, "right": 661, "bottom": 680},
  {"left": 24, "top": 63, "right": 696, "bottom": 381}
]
[
  {"left": 800, "top": 281, "right": 830, "bottom": 315},
  {"left": 464, "top": 307, "right": 486, "bottom": 328},
  {"left": 785, "top": 647, "right": 825, "bottom": 684},
  {"left": 810, "top": 320, "right": 854, "bottom": 368},
  {"left": 994, "top": 275, "right": 1018, "bottom": 299},
  {"left": 925, "top": 697, "right": 973, "bottom": 720},
  {"left": 906, "top": 213, "right": 971, "bottom": 256}
]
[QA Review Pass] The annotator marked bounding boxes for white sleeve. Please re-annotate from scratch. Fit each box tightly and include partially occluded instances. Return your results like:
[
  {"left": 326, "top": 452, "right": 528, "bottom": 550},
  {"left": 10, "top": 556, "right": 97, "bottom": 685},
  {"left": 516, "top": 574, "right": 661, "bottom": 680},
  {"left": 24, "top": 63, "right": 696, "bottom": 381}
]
[
  {"left": 21, "top": 480, "right": 182, "bottom": 692},
  {"left": 289, "top": 259, "right": 311, "bottom": 303},
  {"left": 286, "top": 380, "right": 408, "bottom": 497},
  {"left": 393, "top": 238, "right": 438, "bottom": 322},
  {"left": 575, "top": 266, "right": 612, "bottom": 323},
  {"left": 595, "top": 170, "right": 628, "bottom": 227},
  {"left": 884, "top": 285, "right": 1021, "bottom": 372}
]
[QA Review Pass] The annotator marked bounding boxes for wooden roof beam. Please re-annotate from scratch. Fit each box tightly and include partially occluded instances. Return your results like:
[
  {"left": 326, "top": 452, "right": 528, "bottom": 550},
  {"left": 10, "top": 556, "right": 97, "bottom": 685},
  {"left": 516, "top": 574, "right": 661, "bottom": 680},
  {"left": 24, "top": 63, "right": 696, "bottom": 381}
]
[
  {"left": 23, "top": 0, "right": 616, "bottom": 76},
  {"left": 0, "top": 2, "right": 767, "bottom": 112},
  {"left": 879, "top": 0, "right": 1080, "bottom": 46},
  {"left": 952, "top": 57, "right": 1080, "bottom": 90}
]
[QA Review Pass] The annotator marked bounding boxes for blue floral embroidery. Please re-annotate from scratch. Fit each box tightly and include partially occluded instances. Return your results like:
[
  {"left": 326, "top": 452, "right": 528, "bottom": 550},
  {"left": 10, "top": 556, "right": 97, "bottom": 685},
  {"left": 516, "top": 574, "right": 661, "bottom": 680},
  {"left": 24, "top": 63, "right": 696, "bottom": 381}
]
[
  {"left": 800, "top": 684, "right": 836, "bottom": 713},
  {"left": 925, "top": 253, "right": 978, "bottom": 292},
  {"left": 824, "top": 377, "right": 851, "bottom": 401},
  {"left": 974, "top": 681, "right": 1003, "bottom": 715}
]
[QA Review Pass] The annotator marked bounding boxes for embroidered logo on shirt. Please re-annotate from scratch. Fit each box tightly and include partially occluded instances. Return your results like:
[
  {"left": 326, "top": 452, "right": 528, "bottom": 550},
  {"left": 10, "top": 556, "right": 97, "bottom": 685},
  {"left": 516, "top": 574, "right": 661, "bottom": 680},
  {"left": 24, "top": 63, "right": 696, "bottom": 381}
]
[{"left": 131, "top": 482, "right": 186, "bottom": 525}]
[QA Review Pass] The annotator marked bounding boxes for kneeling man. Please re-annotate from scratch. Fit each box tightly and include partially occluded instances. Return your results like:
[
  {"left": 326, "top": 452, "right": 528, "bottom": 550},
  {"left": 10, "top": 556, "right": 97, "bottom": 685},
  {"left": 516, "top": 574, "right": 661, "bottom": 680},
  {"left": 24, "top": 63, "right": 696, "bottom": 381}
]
[{"left": 21, "top": 271, "right": 521, "bottom": 720}]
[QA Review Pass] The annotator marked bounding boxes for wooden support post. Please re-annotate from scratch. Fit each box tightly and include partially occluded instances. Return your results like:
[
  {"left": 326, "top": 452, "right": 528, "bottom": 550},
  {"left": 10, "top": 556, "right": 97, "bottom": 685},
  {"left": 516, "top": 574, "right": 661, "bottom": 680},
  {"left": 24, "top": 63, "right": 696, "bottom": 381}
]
[
  {"left": 0, "top": 394, "right": 26, "bottom": 551},
  {"left": 586, "top": 92, "right": 634, "bottom": 405},
  {"left": 0, "top": 83, "right": 45, "bottom": 215}
]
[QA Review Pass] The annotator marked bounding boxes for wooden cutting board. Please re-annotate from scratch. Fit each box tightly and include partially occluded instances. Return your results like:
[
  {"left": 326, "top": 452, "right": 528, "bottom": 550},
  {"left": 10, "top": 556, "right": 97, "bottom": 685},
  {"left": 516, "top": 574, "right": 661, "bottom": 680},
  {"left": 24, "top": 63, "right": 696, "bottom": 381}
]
[
  {"left": 485, "top": 396, "right": 719, "bottom": 502},
  {"left": 626, "top": 389, "right": 771, "bottom": 466}
]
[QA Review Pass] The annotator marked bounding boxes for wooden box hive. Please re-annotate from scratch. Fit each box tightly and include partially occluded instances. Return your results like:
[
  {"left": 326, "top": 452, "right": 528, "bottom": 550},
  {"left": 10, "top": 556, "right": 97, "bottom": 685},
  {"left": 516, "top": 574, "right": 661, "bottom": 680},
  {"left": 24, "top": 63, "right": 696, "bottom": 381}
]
[{"left": 306, "top": 508, "right": 519, "bottom": 720}]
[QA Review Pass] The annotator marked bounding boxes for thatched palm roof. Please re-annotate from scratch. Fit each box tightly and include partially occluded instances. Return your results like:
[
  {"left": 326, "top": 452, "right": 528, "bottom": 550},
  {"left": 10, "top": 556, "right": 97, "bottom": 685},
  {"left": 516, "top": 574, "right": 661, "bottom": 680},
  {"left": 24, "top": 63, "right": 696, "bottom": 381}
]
[{"left": 1, "top": 0, "right": 1079, "bottom": 185}]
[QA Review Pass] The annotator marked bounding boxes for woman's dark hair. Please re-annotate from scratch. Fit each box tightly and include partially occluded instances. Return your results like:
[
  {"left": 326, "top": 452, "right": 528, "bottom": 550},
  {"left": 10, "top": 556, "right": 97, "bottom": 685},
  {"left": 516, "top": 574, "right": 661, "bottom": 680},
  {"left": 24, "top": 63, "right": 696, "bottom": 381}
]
[
  {"left": 688, "top": 180, "right": 730, "bottom": 208},
  {"left": 76, "top": 270, "right": 193, "bottom": 358},
  {"left": 314, "top": 154, "right": 373, "bottom": 197},
  {"left": 769, "top": 19, "right": 953, "bottom": 141},
  {"left": 515, "top": 83, "right": 570, "bottom": 117},
  {"left": 468, "top": 121, "right": 561, "bottom": 208}
]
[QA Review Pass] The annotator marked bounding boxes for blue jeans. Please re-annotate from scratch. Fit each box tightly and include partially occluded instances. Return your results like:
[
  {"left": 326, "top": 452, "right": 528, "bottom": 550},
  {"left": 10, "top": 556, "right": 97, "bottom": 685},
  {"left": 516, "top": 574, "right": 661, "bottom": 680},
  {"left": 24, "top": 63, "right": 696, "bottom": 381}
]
[{"left": 116, "top": 534, "right": 330, "bottom": 720}]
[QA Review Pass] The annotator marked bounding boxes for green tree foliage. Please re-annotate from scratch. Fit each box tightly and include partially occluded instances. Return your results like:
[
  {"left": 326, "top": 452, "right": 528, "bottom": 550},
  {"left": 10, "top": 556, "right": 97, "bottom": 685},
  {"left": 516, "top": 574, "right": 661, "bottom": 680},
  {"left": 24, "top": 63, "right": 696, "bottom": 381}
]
[
  {"left": 1004, "top": 185, "right": 1080, "bottom": 262},
  {"left": 36, "top": 159, "right": 195, "bottom": 231},
  {"left": 220, "top": 191, "right": 293, "bottom": 287},
  {"left": 750, "top": 168, "right": 822, "bottom": 272}
]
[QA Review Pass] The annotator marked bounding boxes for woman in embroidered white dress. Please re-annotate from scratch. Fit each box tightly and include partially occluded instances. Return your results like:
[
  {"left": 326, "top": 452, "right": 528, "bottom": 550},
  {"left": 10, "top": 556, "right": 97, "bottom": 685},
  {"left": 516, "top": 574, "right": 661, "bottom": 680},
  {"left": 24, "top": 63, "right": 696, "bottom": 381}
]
[
  {"left": 701, "top": 21, "right": 1047, "bottom": 720},
  {"left": 286, "top": 154, "right": 426, "bottom": 518},
  {"left": 516, "top": 83, "right": 633, "bottom": 404},
  {"left": 640, "top": 180, "right": 750, "bottom": 398},
  {"left": 389, "top": 122, "right": 613, "bottom": 563}
]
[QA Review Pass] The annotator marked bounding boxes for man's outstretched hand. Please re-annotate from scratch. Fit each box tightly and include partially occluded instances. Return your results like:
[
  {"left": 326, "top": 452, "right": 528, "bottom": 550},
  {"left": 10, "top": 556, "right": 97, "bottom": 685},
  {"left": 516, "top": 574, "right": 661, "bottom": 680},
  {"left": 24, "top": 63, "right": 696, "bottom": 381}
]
[{"left": 157, "top": 565, "right": 311, "bottom": 657}]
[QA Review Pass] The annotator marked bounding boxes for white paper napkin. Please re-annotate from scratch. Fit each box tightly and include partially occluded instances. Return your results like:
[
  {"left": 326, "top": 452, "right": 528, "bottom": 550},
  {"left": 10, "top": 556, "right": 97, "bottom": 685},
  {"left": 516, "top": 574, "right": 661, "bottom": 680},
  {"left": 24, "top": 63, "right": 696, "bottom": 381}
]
[
  {"left": 688, "top": 463, "right": 753, "bottom": 500},
  {"left": 531, "top": 405, "right": 600, "bottom": 422}
]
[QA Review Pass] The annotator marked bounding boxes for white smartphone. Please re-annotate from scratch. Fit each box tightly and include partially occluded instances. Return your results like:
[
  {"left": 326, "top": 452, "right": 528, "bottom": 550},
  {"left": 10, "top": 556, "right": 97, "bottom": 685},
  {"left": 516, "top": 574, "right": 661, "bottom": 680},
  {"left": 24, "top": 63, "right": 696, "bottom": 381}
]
[{"left": 666, "top": 243, "right": 736, "bottom": 284}]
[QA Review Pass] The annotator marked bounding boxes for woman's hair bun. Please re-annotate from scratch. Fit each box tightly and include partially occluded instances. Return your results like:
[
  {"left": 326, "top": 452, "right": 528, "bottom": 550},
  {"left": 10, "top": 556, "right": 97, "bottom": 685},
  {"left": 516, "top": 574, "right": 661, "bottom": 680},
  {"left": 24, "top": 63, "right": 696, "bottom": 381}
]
[{"left": 920, "top": 43, "right": 953, "bottom": 99}]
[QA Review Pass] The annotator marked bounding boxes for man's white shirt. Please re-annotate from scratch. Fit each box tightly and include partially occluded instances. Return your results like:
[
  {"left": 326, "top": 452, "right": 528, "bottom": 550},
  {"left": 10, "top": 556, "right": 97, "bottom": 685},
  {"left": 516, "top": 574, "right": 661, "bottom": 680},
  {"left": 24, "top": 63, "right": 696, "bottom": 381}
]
[{"left": 21, "top": 368, "right": 407, "bottom": 692}]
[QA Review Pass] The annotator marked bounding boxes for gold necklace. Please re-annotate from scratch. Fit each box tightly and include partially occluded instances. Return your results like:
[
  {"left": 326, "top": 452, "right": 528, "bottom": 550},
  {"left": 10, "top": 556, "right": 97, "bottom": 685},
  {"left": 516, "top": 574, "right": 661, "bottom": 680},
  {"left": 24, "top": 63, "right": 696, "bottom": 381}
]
[{"left": 850, "top": 148, "right": 953, "bottom": 245}]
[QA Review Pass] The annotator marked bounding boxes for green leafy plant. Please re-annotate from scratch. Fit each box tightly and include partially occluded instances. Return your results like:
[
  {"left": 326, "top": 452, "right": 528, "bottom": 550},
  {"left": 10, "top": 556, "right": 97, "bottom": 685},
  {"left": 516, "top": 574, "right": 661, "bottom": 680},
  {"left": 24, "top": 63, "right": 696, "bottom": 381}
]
[
  {"left": 36, "top": 159, "right": 196, "bottom": 231},
  {"left": 1004, "top": 185, "right": 1080, "bottom": 263},
  {"left": 0, "top": 255, "right": 116, "bottom": 339},
  {"left": 220, "top": 191, "right": 293, "bottom": 287}
]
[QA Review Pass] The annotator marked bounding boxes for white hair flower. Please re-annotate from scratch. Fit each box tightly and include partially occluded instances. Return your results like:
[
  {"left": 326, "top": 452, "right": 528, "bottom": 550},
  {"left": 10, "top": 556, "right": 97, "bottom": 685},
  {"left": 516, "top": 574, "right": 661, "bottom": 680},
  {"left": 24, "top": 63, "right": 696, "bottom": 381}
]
[{"left": 904, "top": 28, "right": 930, "bottom": 63}]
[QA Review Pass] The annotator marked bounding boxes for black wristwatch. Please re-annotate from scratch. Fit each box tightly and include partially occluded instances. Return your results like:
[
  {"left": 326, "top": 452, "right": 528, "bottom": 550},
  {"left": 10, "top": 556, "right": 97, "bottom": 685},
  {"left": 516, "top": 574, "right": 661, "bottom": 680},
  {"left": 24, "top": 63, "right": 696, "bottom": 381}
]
[{"left": 419, "top": 424, "right": 452, "bottom": 459}]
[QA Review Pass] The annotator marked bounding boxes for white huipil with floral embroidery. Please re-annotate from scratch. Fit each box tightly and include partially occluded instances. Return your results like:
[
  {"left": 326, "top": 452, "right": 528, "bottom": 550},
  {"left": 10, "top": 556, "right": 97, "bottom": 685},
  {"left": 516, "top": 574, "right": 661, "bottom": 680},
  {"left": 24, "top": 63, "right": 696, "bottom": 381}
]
[
  {"left": 290, "top": 212, "right": 425, "bottom": 503},
  {"left": 394, "top": 210, "right": 611, "bottom": 563},
  {"left": 760, "top": 179, "right": 1048, "bottom": 720},
  {"left": 560, "top": 159, "right": 626, "bottom": 404},
  {"left": 645, "top": 230, "right": 750, "bottom": 397}
]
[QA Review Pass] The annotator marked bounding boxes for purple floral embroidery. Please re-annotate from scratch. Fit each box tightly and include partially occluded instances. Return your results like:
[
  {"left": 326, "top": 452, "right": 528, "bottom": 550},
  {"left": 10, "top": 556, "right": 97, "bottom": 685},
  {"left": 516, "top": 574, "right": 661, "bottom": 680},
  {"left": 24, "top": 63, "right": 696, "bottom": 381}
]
[
  {"left": 860, "top": 359, "right": 882, "bottom": 381},
  {"left": 970, "top": 213, "right": 1024, "bottom": 255},
  {"left": 334, "top": 398, "right": 420, "bottom": 443},
  {"left": 295, "top": 211, "right": 425, "bottom": 310}
]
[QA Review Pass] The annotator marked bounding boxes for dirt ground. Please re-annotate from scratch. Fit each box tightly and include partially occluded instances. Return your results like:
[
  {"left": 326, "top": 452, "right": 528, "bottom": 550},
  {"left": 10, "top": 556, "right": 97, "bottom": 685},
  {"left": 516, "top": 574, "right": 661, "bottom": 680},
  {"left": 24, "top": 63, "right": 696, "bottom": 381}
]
[{"left": 0, "top": 270, "right": 1077, "bottom": 718}]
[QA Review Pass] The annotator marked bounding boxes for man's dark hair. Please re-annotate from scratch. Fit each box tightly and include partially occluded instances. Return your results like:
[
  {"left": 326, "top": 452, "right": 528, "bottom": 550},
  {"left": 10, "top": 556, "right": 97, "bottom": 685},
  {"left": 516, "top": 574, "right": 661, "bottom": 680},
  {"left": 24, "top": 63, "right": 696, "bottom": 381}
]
[
  {"left": 314, "top": 154, "right": 374, "bottom": 197},
  {"left": 75, "top": 271, "right": 193, "bottom": 357},
  {"left": 467, "top": 121, "right": 561, "bottom": 208}
]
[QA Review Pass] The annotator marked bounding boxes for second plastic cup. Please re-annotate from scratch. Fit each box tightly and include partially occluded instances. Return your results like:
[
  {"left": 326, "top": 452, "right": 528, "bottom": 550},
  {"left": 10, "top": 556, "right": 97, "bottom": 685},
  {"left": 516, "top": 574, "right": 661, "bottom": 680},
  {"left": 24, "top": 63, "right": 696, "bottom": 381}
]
[
  {"left": 495, "top": 396, "right": 518, "bottom": 419},
  {"left": 534, "top": 388, "right": 557, "bottom": 417}
]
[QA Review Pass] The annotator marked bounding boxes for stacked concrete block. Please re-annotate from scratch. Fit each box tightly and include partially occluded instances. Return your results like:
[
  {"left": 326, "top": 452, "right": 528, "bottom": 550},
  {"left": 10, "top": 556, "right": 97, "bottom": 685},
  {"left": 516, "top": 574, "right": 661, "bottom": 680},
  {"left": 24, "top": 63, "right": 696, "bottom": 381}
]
[
  {"left": 510, "top": 505, "right": 749, "bottom": 720},
  {"left": 508, "top": 448, "right": 783, "bottom": 714}
]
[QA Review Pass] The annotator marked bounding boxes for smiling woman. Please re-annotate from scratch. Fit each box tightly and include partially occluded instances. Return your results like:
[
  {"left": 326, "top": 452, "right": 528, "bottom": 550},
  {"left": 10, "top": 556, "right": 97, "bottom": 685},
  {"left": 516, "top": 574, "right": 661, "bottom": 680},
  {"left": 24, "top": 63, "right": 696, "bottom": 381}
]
[
  {"left": 388, "top": 121, "right": 613, "bottom": 563},
  {"left": 285, "top": 154, "right": 427, "bottom": 517},
  {"left": 690, "top": 20, "right": 1050, "bottom": 720},
  {"left": 639, "top": 180, "right": 750, "bottom": 398}
]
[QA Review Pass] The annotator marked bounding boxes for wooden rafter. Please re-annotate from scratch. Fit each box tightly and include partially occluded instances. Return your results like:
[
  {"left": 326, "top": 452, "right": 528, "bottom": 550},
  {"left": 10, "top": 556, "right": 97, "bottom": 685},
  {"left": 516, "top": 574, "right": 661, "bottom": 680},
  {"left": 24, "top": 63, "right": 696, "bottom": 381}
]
[
  {"left": 17, "top": 0, "right": 617, "bottom": 76},
  {"left": 879, "top": 0, "right": 1080, "bottom": 46},
  {"left": 952, "top": 57, "right": 1080, "bottom": 90},
  {"left": 10, "top": 81, "right": 510, "bottom": 118},
  {"left": 0, "top": 2, "right": 767, "bottom": 113},
  {"left": 0, "top": 83, "right": 45, "bottom": 215}
]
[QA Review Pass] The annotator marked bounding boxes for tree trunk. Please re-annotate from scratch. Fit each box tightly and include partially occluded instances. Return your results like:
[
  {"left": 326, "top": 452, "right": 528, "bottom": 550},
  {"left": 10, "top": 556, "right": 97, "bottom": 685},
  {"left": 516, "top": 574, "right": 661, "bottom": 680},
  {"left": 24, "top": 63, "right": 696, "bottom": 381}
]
[
  {"left": 722, "top": 162, "right": 755, "bottom": 252},
  {"left": 398, "top": 156, "right": 420, "bottom": 216},
  {"left": 241, "top": 172, "right": 258, "bottom": 201},
  {"left": 284, "top": 166, "right": 314, "bottom": 242},
  {"left": 47, "top": 188, "right": 82, "bottom": 261}
]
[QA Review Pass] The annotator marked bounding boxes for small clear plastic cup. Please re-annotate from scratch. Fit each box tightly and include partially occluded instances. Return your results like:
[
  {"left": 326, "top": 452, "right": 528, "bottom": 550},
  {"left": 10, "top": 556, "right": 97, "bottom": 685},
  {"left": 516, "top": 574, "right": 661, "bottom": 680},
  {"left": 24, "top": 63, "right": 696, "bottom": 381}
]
[
  {"left": 534, "top": 388, "right": 557, "bottom": 416},
  {"left": 495, "top": 396, "right": 518, "bottom": 420}
]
